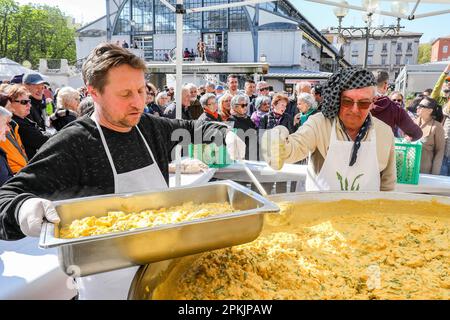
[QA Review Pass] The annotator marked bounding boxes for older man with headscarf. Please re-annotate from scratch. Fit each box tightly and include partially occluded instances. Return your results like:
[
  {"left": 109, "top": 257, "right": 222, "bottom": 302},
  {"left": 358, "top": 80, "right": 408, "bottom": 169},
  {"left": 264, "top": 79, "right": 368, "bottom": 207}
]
[{"left": 261, "top": 68, "right": 396, "bottom": 191}]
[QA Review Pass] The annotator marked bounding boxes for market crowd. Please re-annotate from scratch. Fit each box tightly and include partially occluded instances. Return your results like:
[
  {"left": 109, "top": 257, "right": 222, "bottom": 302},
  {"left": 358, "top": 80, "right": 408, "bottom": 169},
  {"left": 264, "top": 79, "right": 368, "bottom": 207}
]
[{"left": 0, "top": 61, "right": 449, "bottom": 190}]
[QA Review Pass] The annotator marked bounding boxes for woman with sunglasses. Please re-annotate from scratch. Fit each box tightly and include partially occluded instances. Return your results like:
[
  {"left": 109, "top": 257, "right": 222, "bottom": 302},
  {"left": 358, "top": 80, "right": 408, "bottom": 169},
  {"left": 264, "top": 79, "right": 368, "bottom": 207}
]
[
  {"left": 228, "top": 94, "right": 257, "bottom": 160},
  {"left": 250, "top": 96, "right": 270, "bottom": 128},
  {"left": 7, "top": 85, "right": 49, "bottom": 159},
  {"left": 144, "top": 82, "right": 162, "bottom": 117},
  {"left": 0, "top": 93, "right": 28, "bottom": 174},
  {"left": 414, "top": 97, "right": 445, "bottom": 175}
]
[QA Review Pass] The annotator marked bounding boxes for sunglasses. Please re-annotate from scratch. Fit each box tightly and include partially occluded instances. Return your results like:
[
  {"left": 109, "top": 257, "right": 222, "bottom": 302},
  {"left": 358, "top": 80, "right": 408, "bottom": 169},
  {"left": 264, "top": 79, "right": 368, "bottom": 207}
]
[
  {"left": 14, "top": 99, "right": 31, "bottom": 105},
  {"left": 392, "top": 99, "right": 403, "bottom": 103},
  {"left": 259, "top": 87, "right": 270, "bottom": 91},
  {"left": 236, "top": 104, "right": 248, "bottom": 108},
  {"left": 417, "top": 105, "right": 432, "bottom": 110},
  {"left": 341, "top": 97, "right": 372, "bottom": 110}
]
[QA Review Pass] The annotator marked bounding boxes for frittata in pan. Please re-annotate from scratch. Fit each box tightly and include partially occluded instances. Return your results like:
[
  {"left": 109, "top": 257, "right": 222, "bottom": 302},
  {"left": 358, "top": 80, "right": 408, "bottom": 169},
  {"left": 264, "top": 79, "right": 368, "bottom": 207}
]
[{"left": 151, "top": 200, "right": 450, "bottom": 300}]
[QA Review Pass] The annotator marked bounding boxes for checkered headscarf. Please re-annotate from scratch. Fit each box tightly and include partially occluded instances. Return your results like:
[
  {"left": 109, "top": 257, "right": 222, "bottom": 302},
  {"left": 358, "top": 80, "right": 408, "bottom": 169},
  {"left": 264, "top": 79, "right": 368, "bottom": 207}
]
[{"left": 321, "top": 68, "right": 377, "bottom": 119}]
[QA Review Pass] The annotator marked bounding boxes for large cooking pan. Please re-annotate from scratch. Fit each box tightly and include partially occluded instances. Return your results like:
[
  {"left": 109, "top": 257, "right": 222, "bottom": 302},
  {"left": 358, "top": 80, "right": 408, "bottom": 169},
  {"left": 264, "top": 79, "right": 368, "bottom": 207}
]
[{"left": 128, "top": 191, "right": 450, "bottom": 300}]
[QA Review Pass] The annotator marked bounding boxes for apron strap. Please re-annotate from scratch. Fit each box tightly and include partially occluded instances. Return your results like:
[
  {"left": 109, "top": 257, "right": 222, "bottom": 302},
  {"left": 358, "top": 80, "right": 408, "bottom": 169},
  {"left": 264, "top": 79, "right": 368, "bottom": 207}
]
[
  {"left": 91, "top": 115, "right": 118, "bottom": 176},
  {"left": 135, "top": 126, "right": 157, "bottom": 165}
]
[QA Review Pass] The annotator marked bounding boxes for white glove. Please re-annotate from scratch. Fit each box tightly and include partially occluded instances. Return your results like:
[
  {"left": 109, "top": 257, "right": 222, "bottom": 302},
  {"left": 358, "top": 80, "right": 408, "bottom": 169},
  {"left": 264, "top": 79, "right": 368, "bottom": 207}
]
[
  {"left": 261, "top": 126, "right": 290, "bottom": 170},
  {"left": 225, "top": 130, "right": 246, "bottom": 161},
  {"left": 18, "top": 198, "right": 60, "bottom": 237}
]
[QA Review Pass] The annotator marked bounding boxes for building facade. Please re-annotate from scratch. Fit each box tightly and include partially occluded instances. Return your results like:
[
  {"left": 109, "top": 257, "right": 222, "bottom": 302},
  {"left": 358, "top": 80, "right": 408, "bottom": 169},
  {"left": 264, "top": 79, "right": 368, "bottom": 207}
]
[
  {"left": 323, "top": 29, "right": 422, "bottom": 81},
  {"left": 76, "top": 0, "right": 348, "bottom": 88},
  {"left": 431, "top": 36, "right": 450, "bottom": 62}
]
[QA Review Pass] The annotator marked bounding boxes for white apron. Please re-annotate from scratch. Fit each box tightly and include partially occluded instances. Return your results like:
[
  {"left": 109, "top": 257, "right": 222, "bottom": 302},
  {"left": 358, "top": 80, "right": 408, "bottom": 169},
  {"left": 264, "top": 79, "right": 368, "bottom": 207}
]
[
  {"left": 305, "top": 119, "right": 380, "bottom": 192},
  {"left": 77, "top": 116, "right": 168, "bottom": 300}
]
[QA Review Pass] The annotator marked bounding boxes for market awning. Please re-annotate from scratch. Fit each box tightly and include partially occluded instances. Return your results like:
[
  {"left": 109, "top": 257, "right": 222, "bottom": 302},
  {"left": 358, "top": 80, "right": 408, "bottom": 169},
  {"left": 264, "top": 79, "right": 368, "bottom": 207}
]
[
  {"left": 264, "top": 67, "right": 332, "bottom": 79},
  {"left": 146, "top": 62, "right": 269, "bottom": 75}
]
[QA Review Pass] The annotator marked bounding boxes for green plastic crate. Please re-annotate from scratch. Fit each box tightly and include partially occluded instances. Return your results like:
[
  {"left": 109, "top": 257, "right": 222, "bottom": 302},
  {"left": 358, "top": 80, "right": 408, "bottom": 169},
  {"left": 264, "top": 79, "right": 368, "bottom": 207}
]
[
  {"left": 188, "top": 143, "right": 234, "bottom": 168},
  {"left": 394, "top": 138, "right": 422, "bottom": 185}
]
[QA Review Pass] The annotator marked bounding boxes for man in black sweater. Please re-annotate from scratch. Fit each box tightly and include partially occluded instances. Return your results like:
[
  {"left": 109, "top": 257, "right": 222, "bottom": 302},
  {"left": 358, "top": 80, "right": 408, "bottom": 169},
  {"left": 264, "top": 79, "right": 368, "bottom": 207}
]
[{"left": 0, "top": 43, "right": 245, "bottom": 241}]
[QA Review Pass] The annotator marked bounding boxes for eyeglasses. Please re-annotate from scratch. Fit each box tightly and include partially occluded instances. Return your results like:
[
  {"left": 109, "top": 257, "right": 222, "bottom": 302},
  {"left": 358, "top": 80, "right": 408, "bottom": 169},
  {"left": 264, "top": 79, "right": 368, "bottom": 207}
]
[
  {"left": 259, "top": 87, "right": 269, "bottom": 92},
  {"left": 392, "top": 99, "right": 403, "bottom": 103},
  {"left": 14, "top": 99, "right": 31, "bottom": 105},
  {"left": 417, "top": 105, "right": 432, "bottom": 110},
  {"left": 341, "top": 97, "right": 373, "bottom": 110}
]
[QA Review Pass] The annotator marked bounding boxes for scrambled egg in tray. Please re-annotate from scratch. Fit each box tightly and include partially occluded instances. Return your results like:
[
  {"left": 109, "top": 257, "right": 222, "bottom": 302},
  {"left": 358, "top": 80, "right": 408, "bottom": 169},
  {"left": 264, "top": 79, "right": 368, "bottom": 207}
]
[
  {"left": 152, "top": 200, "right": 450, "bottom": 300},
  {"left": 59, "top": 202, "right": 234, "bottom": 239}
]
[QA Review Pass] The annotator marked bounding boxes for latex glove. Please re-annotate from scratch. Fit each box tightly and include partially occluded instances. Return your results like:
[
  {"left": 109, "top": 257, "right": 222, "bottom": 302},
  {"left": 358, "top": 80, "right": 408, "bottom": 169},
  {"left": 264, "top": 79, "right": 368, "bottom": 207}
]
[
  {"left": 225, "top": 130, "right": 246, "bottom": 161},
  {"left": 261, "top": 126, "right": 290, "bottom": 170},
  {"left": 18, "top": 198, "right": 60, "bottom": 237}
]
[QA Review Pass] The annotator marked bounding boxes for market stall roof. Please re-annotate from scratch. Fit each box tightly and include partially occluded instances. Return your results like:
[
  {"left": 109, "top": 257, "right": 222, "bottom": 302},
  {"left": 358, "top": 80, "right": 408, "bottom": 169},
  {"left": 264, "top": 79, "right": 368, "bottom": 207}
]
[
  {"left": 146, "top": 62, "right": 269, "bottom": 75},
  {"left": 0, "top": 58, "right": 46, "bottom": 82},
  {"left": 264, "top": 67, "right": 332, "bottom": 79}
]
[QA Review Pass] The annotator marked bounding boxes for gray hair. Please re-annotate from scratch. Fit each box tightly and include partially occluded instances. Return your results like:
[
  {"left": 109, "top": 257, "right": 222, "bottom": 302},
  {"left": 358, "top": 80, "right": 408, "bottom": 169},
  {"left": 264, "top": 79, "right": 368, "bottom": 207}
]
[
  {"left": 186, "top": 83, "right": 197, "bottom": 90},
  {"left": 297, "top": 93, "right": 317, "bottom": 110},
  {"left": 0, "top": 106, "right": 12, "bottom": 119},
  {"left": 295, "top": 81, "right": 312, "bottom": 94},
  {"left": 230, "top": 94, "right": 249, "bottom": 109},
  {"left": 199, "top": 93, "right": 216, "bottom": 108},
  {"left": 155, "top": 91, "right": 168, "bottom": 105},
  {"left": 57, "top": 86, "right": 79, "bottom": 109},
  {"left": 255, "top": 95, "right": 271, "bottom": 110},
  {"left": 256, "top": 81, "right": 269, "bottom": 90}
]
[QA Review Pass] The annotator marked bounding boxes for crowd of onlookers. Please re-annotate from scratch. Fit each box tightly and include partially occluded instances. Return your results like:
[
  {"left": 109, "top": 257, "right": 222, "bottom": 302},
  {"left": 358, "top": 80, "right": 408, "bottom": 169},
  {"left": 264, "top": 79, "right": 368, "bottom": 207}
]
[{"left": 0, "top": 63, "right": 449, "bottom": 187}]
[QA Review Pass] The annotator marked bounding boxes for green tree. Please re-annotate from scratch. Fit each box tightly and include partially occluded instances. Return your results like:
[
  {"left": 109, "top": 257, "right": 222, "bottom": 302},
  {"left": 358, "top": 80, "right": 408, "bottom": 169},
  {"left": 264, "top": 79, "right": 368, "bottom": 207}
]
[
  {"left": 0, "top": 0, "right": 18, "bottom": 56},
  {"left": 0, "top": 0, "right": 76, "bottom": 68},
  {"left": 418, "top": 43, "right": 431, "bottom": 64}
]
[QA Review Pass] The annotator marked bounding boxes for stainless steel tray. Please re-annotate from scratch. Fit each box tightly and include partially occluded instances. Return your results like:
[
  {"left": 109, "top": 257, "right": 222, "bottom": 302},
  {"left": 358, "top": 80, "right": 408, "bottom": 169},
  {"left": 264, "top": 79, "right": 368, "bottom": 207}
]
[
  {"left": 128, "top": 191, "right": 450, "bottom": 300},
  {"left": 39, "top": 180, "right": 279, "bottom": 276}
]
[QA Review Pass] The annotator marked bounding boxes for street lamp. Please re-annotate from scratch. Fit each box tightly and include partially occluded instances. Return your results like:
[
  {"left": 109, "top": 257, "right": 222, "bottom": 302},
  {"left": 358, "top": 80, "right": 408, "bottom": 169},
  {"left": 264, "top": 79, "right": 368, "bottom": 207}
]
[
  {"left": 331, "top": 1, "right": 405, "bottom": 69},
  {"left": 333, "top": 0, "right": 349, "bottom": 33}
]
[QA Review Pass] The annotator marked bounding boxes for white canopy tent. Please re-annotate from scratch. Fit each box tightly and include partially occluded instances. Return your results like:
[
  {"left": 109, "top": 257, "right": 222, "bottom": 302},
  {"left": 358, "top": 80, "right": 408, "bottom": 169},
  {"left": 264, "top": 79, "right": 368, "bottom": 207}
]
[{"left": 0, "top": 58, "right": 45, "bottom": 82}]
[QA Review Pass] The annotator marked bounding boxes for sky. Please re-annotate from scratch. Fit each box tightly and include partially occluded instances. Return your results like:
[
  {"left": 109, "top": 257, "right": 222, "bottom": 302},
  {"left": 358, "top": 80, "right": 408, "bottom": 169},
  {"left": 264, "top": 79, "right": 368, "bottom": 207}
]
[{"left": 15, "top": 0, "right": 450, "bottom": 43}]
